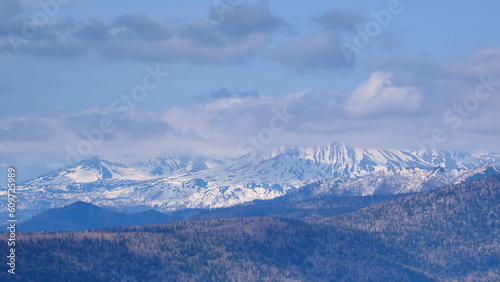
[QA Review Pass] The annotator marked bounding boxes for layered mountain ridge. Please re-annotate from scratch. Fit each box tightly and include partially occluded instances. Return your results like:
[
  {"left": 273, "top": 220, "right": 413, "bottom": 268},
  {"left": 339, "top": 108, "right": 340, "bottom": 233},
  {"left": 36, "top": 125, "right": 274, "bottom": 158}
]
[
  {"left": 6, "top": 142, "right": 499, "bottom": 213},
  {"left": 5, "top": 176, "right": 499, "bottom": 281}
]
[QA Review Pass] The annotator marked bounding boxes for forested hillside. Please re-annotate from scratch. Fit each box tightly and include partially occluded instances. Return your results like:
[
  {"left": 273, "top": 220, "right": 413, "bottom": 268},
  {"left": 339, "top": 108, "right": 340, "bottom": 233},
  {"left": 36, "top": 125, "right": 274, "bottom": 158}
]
[
  {"left": 326, "top": 176, "right": 500, "bottom": 280},
  {"left": 1, "top": 177, "right": 498, "bottom": 281}
]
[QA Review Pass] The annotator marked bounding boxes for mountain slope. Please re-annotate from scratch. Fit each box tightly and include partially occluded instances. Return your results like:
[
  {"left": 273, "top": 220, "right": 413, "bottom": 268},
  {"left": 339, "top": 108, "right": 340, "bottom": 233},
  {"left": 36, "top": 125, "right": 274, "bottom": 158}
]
[
  {"left": 23, "top": 155, "right": 228, "bottom": 185},
  {"left": 18, "top": 201, "right": 172, "bottom": 232},
  {"left": 324, "top": 176, "right": 500, "bottom": 281},
  {"left": 5, "top": 217, "right": 432, "bottom": 281},
  {"left": 2, "top": 178, "right": 497, "bottom": 281},
  {"left": 19, "top": 195, "right": 402, "bottom": 232},
  {"left": 11, "top": 142, "right": 496, "bottom": 212},
  {"left": 284, "top": 164, "right": 500, "bottom": 200}
]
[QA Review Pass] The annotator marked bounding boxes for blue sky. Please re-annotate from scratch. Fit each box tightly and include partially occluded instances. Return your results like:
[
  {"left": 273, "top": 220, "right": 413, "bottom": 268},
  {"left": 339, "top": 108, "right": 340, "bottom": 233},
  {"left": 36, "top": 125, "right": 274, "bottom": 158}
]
[{"left": 1, "top": 0, "right": 500, "bottom": 180}]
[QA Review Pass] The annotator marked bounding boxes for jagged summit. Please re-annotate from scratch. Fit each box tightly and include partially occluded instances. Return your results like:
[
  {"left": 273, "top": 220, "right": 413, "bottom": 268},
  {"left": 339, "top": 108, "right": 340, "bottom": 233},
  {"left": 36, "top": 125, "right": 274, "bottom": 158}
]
[{"left": 10, "top": 142, "right": 499, "bottom": 213}]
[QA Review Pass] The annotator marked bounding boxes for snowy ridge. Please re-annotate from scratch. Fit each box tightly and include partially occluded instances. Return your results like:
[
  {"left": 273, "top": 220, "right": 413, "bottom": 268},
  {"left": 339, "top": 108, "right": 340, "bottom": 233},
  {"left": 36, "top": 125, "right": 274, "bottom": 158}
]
[
  {"left": 11, "top": 142, "right": 499, "bottom": 212},
  {"left": 23, "top": 155, "right": 228, "bottom": 186}
]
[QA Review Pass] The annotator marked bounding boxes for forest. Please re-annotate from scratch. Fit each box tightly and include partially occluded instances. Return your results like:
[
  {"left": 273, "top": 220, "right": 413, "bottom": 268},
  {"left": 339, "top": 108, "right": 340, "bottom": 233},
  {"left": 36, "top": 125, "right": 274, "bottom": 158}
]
[{"left": 1, "top": 177, "right": 498, "bottom": 281}]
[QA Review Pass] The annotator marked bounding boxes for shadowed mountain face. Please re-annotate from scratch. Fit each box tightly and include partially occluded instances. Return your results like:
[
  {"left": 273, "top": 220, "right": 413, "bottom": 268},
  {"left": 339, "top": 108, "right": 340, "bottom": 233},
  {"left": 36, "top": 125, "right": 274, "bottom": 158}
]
[
  {"left": 18, "top": 201, "right": 171, "bottom": 232},
  {"left": 3, "top": 177, "right": 499, "bottom": 281},
  {"left": 19, "top": 195, "right": 402, "bottom": 232}
]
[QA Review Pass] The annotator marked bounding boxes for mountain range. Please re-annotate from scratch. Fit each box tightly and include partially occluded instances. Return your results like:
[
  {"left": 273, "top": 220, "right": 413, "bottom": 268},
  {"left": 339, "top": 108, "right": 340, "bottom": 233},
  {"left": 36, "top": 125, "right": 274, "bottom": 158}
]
[
  {"left": 4, "top": 176, "right": 499, "bottom": 281},
  {"left": 5, "top": 142, "right": 500, "bottom": 214}
]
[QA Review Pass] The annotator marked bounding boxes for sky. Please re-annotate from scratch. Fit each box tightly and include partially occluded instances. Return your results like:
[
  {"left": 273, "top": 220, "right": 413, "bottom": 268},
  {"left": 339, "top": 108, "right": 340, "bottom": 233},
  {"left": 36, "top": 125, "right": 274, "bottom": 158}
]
[{"left": 1, "top": 0, "right": 500, "bottom": 180}]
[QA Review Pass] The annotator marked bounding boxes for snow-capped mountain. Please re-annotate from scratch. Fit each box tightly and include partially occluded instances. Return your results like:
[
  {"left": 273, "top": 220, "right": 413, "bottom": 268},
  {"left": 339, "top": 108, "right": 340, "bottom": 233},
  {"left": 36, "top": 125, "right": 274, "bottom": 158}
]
[
  {"left": 24, "top": 155, "right": 227, "bottom": 185},
  {"left": 10, "top": 142, "right": 498, "bottom": 213},
  {"left": 479, "top": 152, "right": 500, "bottom": 165},
  {"left": 285, "top": 164, "right": 500, "bottom": 200}
]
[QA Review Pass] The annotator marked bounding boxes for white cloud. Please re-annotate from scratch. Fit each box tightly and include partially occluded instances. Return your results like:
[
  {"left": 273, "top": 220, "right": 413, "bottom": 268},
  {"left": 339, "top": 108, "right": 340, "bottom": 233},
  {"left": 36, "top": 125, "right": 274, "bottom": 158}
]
[
  {"left": 346, "top": 71, "right": 422, "bottom": 117},
  {"left": 163, "top": 95, "right": 275, "bottom": 141},
  {"left": 2, "top": 58, "right": 500, "bottom": 180}
]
